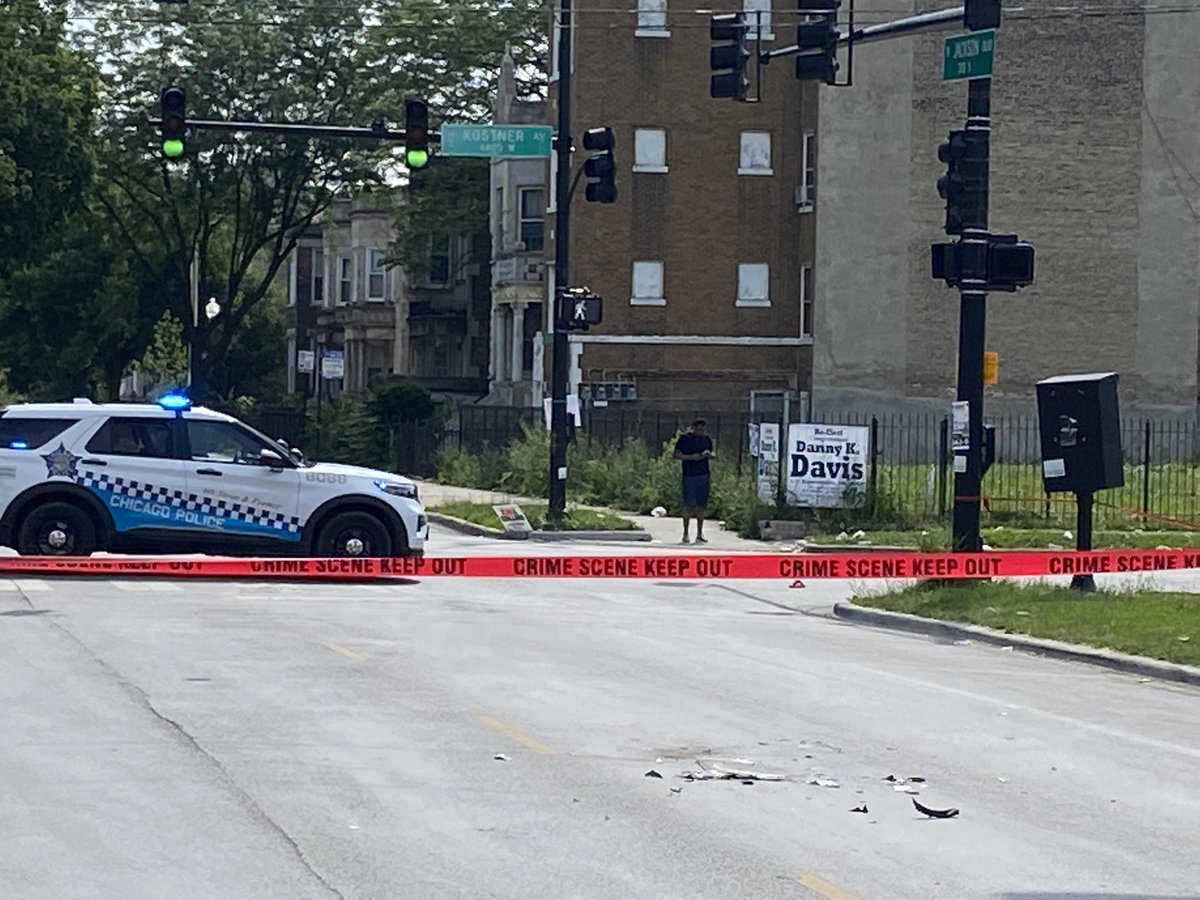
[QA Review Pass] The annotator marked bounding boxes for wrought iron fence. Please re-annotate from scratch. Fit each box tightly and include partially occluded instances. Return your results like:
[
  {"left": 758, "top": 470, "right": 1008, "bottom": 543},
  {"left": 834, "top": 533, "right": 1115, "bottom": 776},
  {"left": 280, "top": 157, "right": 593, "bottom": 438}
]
[{"left": 258, "top": 399, "right": 1200, "bottom": 528}]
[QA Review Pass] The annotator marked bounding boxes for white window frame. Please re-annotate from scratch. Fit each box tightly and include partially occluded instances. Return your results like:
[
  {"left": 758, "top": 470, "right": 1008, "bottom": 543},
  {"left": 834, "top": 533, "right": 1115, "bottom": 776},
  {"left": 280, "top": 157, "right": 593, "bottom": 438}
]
[
  {"left": 737, "top": 262, "right": 771, "bottom": 308},
  {"left": 799, "top": 130, "right": 816, "bottom": 211},
  {"left": 633, "top": 128, "right": 668, "bottom": 173},
  {"left": 518, "top": 187, "right": 545, "bottom": 252},
  {"left": 337, "top": 255, "right": 352, "bottom": 305},
  {"left": 367, "top": 248, "right": 386, "bottom": 301},
  {"left": 311, "top": 248, "right": 325, "bottom": 306},
  {"left": 631, "top": 260, "right": 666, "bottom": 307},
  {"left": 801, "top": 265, "right": 814, "bottom": 337},
  {"left": 738, "top": 131, "right": 773, "bottom": 176},
  {"left": 636, "top": 0, "right": 669, "bottom": 37},
  {"left": 743, "top": 0, "right": 774, "bottom": 40}
]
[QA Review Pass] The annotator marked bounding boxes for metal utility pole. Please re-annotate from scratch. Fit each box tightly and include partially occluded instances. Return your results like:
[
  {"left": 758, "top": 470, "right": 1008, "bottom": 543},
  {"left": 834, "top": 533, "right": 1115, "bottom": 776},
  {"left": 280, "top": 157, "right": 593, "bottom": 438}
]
[
  {"left": 951, "top": 77, "right": 991, "bottom": 553},
  {"left": 547, "top": 0, "right": 574, "bottom": 525}
]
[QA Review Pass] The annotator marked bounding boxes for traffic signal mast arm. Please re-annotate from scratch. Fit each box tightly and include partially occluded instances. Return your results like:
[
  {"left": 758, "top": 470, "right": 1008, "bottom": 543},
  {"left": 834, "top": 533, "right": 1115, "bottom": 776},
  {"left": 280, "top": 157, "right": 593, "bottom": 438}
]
[
  {"left": 149, "top": 117, "right": 441, "bottom": 142},
  {"left": 761, "top": 4, "right": 967, "bottom": 64}
]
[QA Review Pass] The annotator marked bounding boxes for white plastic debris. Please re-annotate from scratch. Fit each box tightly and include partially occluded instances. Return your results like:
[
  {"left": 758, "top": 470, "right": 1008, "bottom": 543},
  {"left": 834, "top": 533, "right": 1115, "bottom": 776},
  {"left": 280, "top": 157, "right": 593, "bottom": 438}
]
[
  {"left": 836, "top": 531, "right": 850, "bottom": 542},
  {"left": 651, "top": 506, "right": 667, "bottom": 518},
  {"left": 893, "top": 783, "right": 921, "bottom": 794},
  {"left": 953, "top": 639, "right": 972, "bottom": 646},
  {"left": 807, "top": 777, "right": 840, "bottom": 788},
  {"left": 494, "top": 753, "right": 510, "bottom": 761},
  {"left": 852, "top": 529, "right": 866, "bottom": 539},
  {"left": 1063, "top": 530, "right": 1074, "bottom": 540}
]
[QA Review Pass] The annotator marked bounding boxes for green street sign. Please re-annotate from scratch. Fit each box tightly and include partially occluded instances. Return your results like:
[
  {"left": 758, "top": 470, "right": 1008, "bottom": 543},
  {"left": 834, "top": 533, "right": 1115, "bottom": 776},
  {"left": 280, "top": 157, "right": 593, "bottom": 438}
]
[
  {"left": 943, "top": 29, "right": 995, "bottom": 81},
  {"left": 439, "top": 123, "right": 553, "bottom": 158}
]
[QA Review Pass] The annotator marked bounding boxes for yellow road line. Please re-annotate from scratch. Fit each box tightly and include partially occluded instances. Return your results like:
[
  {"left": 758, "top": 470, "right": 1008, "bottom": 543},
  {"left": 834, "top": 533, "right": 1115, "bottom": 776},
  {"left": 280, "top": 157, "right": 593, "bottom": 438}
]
[
  {"left": 475, "top": 713, "right": 555, "bottom": 755},
  {"left": 323, "top": 641, "right": 363, "bottom": 661},
  {"left": 793, "top": 873, "right": 862, "bottom": 900}
]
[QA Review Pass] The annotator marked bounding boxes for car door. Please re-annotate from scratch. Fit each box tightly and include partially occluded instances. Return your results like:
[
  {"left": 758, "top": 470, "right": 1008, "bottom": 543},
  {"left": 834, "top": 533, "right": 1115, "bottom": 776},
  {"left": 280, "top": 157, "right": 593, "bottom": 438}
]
[
  {"left": 78, "top": 415, "right": 191, "bottom": 542},
  {"left": 182, "top": 417, "right": 302, "bottom": 549}
]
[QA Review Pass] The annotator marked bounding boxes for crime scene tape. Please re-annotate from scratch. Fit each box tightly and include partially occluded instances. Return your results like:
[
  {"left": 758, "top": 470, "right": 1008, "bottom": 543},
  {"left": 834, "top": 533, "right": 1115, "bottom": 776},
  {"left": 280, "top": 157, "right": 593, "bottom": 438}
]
[{"left": 1, "top": 548, "right": 1200, "bottom": 580}]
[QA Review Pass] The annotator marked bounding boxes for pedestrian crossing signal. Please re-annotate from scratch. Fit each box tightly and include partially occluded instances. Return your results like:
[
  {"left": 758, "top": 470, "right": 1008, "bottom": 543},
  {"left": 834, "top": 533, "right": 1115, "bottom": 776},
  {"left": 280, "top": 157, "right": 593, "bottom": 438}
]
[{"left": 563, "top": 288, "right": 602, "bottom": 330}]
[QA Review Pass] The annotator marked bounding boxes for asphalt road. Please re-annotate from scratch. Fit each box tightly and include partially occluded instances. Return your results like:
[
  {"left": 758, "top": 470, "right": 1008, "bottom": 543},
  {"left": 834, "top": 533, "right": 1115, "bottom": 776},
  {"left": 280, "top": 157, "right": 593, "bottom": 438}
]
[{"left": 1, "top": 528, "right": 1198, "bottom": 900}]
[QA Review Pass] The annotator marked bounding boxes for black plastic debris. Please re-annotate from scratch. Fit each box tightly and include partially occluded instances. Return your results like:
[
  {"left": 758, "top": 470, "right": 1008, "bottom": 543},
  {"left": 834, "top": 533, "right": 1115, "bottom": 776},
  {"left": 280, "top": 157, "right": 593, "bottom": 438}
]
[
  {"left": 913, "top": 798, "right": 959, "bottom": 819},
  {"left": 851, "top": 804, "right": 869, "bottom": 814},
  {"left": 645, "top": 769, "right": 663, "bottom": 779}
]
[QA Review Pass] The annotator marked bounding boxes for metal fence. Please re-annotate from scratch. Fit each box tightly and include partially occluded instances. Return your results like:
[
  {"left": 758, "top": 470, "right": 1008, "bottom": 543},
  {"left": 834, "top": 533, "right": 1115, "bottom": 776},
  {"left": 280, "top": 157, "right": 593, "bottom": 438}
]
[{"left": 244, "top": 400, "right": 1200, "bottom": 528}]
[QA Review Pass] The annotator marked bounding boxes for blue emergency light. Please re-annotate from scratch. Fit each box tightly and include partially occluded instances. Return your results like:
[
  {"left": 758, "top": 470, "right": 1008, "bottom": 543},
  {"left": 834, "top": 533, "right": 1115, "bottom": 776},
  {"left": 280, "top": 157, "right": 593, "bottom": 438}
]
[
  {"left": 9, "top": 441, "right": 28, "bottom": 449},
  {"left": 156, "top": 392, "right": 192, "bottom": 413}
]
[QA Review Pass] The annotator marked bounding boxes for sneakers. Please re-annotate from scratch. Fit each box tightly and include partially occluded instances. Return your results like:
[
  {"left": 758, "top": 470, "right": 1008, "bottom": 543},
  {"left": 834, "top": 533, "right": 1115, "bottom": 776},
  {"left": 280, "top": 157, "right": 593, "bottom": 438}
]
[
  {"left": 680, "top": 536, "right": 691, "bottom": 544},
  {"left": 694, "top": 536, "right": 708, "bottom": 544}
]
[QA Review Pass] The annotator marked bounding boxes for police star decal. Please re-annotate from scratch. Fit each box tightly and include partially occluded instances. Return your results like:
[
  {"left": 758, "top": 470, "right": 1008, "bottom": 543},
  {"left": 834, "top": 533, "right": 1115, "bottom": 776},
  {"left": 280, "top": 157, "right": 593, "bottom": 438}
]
[{"left": 41, "top": 443, "right": 83, "bottom": 479}]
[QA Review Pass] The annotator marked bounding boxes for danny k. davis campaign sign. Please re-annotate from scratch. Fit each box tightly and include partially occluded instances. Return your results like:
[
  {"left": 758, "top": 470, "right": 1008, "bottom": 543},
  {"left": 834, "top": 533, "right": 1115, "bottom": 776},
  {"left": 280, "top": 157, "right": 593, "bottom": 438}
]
[{"left": 785, "top": 423, "right": 871, "bottom": 508}]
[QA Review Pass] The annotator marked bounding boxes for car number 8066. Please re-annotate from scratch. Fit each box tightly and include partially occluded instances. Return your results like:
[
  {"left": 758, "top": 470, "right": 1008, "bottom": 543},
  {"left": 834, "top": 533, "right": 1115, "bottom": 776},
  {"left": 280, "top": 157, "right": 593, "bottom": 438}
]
[{"left": 305, "top": 473, "right": 348, "bottom": 484}]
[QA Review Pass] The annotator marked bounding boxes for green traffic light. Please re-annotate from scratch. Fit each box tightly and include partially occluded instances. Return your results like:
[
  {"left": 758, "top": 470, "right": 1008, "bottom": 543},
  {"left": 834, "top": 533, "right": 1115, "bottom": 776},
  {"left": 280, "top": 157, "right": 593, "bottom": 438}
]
[
  {"left": 162, "top": 138, "right": 185, "bottom": 158},
  {"left": 405, "top": 148, "right": 429, "bottom": 170}
]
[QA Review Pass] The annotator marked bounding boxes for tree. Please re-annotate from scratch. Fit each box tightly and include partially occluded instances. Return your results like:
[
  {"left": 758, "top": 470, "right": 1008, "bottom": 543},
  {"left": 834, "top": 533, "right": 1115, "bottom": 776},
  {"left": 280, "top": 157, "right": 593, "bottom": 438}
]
[
  {"left": 131, "top": 311, "right": 188, "bottom": 396},
  {"left": 0, "top": 0, "right": 96, "bottom": 277}
]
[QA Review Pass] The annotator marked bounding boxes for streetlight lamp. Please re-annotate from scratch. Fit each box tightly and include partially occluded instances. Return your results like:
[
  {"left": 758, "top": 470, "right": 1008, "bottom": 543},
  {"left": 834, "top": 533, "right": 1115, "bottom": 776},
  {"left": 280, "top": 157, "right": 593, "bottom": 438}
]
[{"left": 205, "top": 297, "right": 221, "bottom": 320}]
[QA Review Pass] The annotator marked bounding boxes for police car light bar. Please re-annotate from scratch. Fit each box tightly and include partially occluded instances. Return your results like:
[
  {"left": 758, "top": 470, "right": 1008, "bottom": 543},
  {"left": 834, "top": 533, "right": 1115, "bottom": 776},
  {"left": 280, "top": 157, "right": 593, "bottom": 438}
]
[
  {"left": 156, "top": 392, "right": 192, "bottom": 413},
  {"left": 9, "top": 441, "right": 29, "bottom": 449}
]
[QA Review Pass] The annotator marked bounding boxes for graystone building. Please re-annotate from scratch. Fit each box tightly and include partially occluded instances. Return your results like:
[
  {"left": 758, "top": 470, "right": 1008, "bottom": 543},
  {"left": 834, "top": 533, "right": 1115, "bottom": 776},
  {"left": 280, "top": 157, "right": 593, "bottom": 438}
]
[{"left": 814, "top": 0, "right": 1200, "bottom": 422}]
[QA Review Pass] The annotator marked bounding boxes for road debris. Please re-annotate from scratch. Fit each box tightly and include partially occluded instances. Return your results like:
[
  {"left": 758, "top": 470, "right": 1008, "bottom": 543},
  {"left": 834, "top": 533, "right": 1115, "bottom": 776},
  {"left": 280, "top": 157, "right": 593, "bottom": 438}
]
[
  {"left": 644, "top": 769, "right": 663, "bottom": 779},
  {"left": 807, "top": 777, "right": 840, "bottom": 788},
  {"left": 913, "top": 798, "right": 959, "bottom": 819},
  {"left": 493, "top": 753, "right": 510, "bottom": 761},
  {"left": 952, "top": 639, "right": 972, "bottom": 646},
  {"left": 669, "top": 787, "right": 682, "bottom": 795},
  {"left": 851, "top": 804, "right": 869, "bottom": 814},
  {"left": 893, "top": 783, "right": 921, "bottom": 794},
  {"left": 884, "top": 775, "right": 925, "bottom": 784}
]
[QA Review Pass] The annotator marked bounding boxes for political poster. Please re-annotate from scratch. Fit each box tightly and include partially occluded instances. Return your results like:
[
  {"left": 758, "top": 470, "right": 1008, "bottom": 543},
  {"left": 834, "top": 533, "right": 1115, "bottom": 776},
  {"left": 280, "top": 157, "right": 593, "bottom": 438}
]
[
  {"left": 757, "top": 423, "right": 780, "bottom": 503},
  {"left": 785, "top": 423, "right": 871, "bottom": 508}
]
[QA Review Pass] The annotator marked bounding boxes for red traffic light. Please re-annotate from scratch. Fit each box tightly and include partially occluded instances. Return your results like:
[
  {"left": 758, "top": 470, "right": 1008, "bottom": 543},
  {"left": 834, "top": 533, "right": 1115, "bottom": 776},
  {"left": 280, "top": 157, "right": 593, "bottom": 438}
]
[{"left": 160, "top": 87, "right": 187, "bottom": 139}]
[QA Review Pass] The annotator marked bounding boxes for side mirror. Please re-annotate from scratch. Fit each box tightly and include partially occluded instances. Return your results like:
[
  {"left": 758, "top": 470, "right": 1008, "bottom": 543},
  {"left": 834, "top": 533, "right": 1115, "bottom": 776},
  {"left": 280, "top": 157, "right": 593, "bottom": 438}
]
[{"left": 260, "top": 448, "right": 286, "bottom": 469}]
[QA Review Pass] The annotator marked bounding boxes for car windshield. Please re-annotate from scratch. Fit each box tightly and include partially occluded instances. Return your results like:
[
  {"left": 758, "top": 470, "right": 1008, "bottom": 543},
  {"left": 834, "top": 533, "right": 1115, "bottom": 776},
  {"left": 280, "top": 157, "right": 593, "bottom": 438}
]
[{"left": 227, "top": 416, "right": 309, "bottom": 467}]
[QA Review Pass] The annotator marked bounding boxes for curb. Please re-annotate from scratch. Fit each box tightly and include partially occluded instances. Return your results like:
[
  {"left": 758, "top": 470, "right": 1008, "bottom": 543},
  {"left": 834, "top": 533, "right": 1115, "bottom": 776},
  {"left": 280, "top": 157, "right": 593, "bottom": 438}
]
[
  {"left": 426, "top": 512, "right": 651, "bottom": 543},
  {"left": 832, "top": 602, "right": 1200, "bottom": 688}
]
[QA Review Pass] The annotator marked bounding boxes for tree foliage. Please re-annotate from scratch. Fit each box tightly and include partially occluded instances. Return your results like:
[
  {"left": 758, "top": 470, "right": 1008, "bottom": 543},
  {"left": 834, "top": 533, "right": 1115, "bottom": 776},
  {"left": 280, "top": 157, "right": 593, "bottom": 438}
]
[
  {"left": 132, "top": 311, "right": 189, "bottom": 395},
  {"left": 0, "top": 0, "right": 96, "bottom": 275}
]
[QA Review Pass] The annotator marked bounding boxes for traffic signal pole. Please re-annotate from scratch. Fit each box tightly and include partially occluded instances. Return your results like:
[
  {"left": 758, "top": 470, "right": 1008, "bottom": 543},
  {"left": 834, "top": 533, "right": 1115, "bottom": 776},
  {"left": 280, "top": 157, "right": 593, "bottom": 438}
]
[
  {"left": 952, "top": 77, "right": 991, "bottom": 552},
  {"left": 547, "top": 0, "right": 574, "bottom": 525}
]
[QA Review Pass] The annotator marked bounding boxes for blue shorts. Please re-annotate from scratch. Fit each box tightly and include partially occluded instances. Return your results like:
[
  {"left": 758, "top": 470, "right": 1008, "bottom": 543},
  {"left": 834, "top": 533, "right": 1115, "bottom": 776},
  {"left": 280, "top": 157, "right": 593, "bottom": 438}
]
[{"left": 682, "top": 474, "right": 711, "bottom": 508}]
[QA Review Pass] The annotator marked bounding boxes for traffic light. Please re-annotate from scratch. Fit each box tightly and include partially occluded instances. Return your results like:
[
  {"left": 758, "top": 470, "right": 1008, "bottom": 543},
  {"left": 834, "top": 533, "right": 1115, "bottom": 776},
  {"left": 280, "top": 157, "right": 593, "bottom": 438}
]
[
  {"left": 986, "top": 234, "right": 1035, "bottom": 291},
  {"left": 937, "top": 129, "right": 988, "bottom": 234},
  {"left": 795, "top": 0, "right": 840, "bottom": 85},
  {"left": 159, "top": 87, "right": 187, "bottom": 159},
  {"left": 582, "top": 127, "right": 616, "bottom": 204},
  {"left": 709, "top": 13, "right": 751, "bottom": 100},
  {"left": 964, "top": 0, "right": 1001, "bottom": 31},
  {"left": 404, "top": 99, "right": 429, "bottom": 170}
]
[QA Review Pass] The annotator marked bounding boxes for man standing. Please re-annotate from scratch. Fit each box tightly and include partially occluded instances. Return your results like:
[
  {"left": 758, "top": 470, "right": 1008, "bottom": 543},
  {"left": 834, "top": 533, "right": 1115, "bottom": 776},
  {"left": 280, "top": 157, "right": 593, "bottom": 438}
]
[{"left": 673, "top": 419, "right": 714, "bottom": 544}]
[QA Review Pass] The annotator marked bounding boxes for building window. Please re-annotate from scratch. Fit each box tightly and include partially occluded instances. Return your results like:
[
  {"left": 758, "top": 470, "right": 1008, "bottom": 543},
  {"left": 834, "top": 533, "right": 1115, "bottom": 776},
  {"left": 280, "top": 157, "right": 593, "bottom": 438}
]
[
  {"left": 743, "top": 0, "right": 773, "bottom": 39},
  {"left": 367, "top": 249, "right": 386, "bottom": 300},
  {"left": 737, "top": 262, "right": 770, "bottom": 307},
  {"left": 631, "top": 260, "right": 665, "bottom": 306},
  {"left": 428, "top": 238, "right": 451, "bottom": 287},
  {"left": 519, "top": 188, "right": 545, "bottom": 252},
  {"left": 636, "top": 0, "right": 668, "bottom": 36},
  {"left": 634, "top": 128, "right": 668, "bottom": 173},
  {"left": 799, "top": 130, "right": 816, "bottom": 210},
  {"left": 312, "top": 249, "right": 325, "bottom": 305},
  {"left": 739, "top": 131, "right": 772, "bottom": 176},
  {"left": 801, "top": 265, "right": 814, "bottom": 336},
  {"left": 337, "top": 255, "right": 352, "bottom": 304}
]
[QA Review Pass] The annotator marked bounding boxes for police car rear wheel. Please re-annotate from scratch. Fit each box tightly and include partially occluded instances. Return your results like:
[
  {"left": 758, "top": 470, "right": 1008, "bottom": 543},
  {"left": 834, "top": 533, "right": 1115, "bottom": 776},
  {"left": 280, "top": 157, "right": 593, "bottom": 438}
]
[
  {"left": 315, "top": 511, "right": 392, "bottom": 558},
  {"left": 18, "top": 502, "right": 98, "bottom": 556}
]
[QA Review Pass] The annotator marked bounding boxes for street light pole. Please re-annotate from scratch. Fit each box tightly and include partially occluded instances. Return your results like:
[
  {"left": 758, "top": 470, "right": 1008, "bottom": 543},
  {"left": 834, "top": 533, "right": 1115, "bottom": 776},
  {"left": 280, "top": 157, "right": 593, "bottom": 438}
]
[{"left": 547, "top": 0, "right": 574, "bottom": 525}]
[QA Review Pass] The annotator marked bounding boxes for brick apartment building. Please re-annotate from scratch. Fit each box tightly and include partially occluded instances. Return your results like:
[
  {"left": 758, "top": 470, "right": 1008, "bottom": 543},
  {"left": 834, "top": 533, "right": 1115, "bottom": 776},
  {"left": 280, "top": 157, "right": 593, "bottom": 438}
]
[
  {"left": 815, "top": 0, "right": 1200, "bottom": 422},
  {"left": 544, "top": 0, "right": 821, "bottom": 411}
]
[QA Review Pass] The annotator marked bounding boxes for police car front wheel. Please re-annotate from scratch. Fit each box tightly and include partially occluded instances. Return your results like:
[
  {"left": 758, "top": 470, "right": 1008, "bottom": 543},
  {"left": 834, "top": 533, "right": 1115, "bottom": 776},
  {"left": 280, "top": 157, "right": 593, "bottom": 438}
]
[
  {"left": 17, "top": 502, "right": 98, "bottom": 557},
  {"left": 314, "top": 511, "right": 393, "bottom": 558}
]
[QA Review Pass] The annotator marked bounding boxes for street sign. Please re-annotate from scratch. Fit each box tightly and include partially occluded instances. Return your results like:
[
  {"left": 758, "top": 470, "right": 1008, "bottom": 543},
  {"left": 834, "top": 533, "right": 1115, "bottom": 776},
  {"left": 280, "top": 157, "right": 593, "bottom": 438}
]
[
  {"left": 321, "top": 349, "right": 344, "bottom": 380},
  {"left": 297, "top": 349, "right": 315, "bottom": 374},
  {"left": 439, "top": 124, "right": 553, "bottom": 158},
  {"left": 943, "top": 29, "right": 995, "bottom": 81}
]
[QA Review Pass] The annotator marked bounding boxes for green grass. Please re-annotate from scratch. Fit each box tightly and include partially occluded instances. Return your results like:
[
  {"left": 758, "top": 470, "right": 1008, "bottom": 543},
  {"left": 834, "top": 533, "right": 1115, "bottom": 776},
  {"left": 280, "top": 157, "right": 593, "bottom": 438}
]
[
  {"left": 807, "top": 527, "right": 1200, "bottom": 551},
  {"left": 430, "top": 500, "right": 638, "bottom": 532},
  {"left": 855, "top": 581, "right": 1200, "bottom": 666}
]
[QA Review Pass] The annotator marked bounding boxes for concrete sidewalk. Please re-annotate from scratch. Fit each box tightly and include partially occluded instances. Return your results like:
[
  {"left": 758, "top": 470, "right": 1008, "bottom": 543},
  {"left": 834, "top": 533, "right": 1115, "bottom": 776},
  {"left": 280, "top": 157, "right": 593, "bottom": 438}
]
[{"left": 417, "top": 480, "right": 774, "bottom": 550}]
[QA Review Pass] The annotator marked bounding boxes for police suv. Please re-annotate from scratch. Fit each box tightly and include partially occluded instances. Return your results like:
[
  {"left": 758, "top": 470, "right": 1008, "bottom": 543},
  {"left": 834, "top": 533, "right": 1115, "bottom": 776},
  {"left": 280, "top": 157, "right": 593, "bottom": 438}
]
[{"left": 0, "top": 395, "right": 428, "bottom": 558}]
